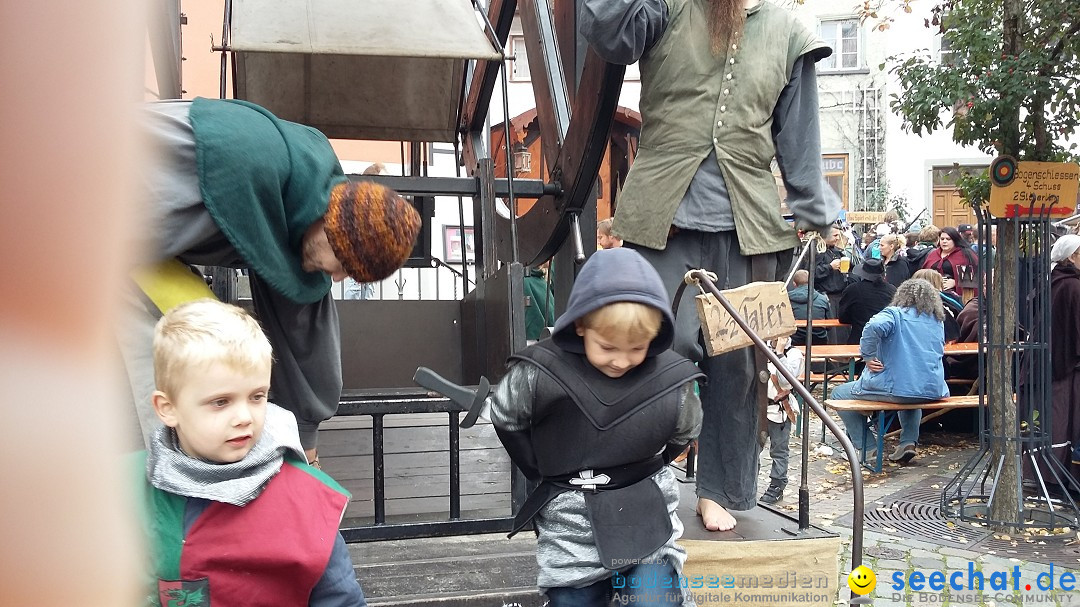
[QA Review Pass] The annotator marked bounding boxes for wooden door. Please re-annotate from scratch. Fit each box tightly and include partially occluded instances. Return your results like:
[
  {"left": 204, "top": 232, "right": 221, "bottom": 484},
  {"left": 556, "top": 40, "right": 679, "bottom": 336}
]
[{"left": 932, "top": 186, "right": 975, "bottom": 229}]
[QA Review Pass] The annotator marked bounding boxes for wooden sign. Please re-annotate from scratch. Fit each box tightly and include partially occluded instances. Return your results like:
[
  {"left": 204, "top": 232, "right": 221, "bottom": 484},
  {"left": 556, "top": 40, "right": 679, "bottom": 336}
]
[
  {"left": 695, "top": 281, "right": 796, "bottom": 356},
  {"left": 845, "top": 211, "right": 885, "bottom": 225},
  {"left": 988, "top": 161, "right": 1079, "bottom": 218}
]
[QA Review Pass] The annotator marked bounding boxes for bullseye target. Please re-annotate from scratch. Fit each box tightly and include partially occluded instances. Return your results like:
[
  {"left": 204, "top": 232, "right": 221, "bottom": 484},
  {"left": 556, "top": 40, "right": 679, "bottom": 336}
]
[{"left": 990, "top": 155, "right": 1017, "bottom": 187}]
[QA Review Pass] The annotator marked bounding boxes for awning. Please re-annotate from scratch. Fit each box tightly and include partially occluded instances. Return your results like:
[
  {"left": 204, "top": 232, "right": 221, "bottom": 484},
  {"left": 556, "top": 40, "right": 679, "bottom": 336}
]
[{"left": 230, "top": 0, "right": 502, "bottom": 142}]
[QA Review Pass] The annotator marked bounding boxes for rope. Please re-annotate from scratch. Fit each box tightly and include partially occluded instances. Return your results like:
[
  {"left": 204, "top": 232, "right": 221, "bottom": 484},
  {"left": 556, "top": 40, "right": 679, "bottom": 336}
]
[
  {"left": 804, "top": 230, "right": 828, "bottom": 254},
  {"left": 683, "top": 269, "right": 718, "bottom": 295},
  {"left": 782, "top": 231, "right": 828, "bottom": 290}
]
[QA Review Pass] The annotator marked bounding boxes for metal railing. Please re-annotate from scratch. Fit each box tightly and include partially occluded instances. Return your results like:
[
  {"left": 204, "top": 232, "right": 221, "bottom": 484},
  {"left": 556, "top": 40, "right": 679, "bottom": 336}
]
[
  {"left": 686, "top": 257, "right": 867, "bottom": 606},
  {"left": 335, "top": 390, "right": 515, "bottom": 542},
  {"left": 331, "top": 260, "right": 477, "bottom": 301}
]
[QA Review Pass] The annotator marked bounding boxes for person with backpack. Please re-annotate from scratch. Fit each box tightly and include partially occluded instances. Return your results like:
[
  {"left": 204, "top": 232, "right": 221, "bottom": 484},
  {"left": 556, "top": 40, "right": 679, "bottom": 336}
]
[{"left": 905, "top": 225, "right": 939, "bottom": 270}]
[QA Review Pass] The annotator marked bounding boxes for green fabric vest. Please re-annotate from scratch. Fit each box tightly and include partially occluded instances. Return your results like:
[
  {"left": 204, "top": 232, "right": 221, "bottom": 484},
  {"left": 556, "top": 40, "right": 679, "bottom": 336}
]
[
  {"left": 189, "top": 98, "right": 347, "bottom": 304},
  {"left": 613, "top": 0, "right": 826, "bottom": 255}
]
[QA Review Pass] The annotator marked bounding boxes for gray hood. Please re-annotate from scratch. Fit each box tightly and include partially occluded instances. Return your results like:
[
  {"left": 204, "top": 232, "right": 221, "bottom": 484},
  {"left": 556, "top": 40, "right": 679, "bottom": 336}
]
[{"left": 551, "top": 248, "right": 675, "bottom": 356}]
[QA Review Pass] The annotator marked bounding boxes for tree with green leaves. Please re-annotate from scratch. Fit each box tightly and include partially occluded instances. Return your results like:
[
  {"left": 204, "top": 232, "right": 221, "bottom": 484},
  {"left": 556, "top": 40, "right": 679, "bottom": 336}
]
[
  {"left": 886, "top": 0, "right": 1078, "bottom": 199},
  {"left": 874, "top": 0, "right": 1078, "bottom": 530}
]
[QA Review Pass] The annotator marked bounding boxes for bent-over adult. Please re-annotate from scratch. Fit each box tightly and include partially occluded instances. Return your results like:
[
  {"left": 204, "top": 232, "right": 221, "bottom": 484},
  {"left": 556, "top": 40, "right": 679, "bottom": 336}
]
[{"left": 126, "top": 98, "right": 421, "bottom": 467}]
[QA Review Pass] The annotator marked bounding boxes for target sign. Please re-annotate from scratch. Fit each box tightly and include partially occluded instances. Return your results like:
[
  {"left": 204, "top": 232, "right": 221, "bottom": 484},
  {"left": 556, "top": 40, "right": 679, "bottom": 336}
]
[
  {"left": 987, "top": 159, "right": 1079, "bottom": 218},
  {"left": 990, "top": 155, "right": 1017, "bottom": 187}
]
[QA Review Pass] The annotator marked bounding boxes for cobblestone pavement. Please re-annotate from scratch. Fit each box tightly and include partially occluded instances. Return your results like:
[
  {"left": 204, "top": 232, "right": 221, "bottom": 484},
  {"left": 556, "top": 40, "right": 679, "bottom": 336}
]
[{"left": 759, "top": 413, "right": 1080, "bottom": 606}]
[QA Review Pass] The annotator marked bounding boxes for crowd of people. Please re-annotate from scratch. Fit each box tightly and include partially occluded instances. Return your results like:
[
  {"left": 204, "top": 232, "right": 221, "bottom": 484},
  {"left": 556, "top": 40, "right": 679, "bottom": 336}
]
[
  {"left": 784, "top": 216, "right": 995, "bottom": 469},
  {"left": 797, "top": 216, "right": 1080, "bottom": 481}
]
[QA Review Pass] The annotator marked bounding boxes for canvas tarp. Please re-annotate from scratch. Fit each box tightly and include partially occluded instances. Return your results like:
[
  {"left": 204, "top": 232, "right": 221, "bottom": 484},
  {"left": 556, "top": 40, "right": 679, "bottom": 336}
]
[{"left": 231, "top": 0, "right": 502, "bottom": 142}]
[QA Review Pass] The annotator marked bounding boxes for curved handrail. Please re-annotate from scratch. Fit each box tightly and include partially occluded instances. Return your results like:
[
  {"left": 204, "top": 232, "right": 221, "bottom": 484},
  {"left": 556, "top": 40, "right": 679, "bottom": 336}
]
[{"left": 687, "top": 268, "right": 866, "bottom": 606}]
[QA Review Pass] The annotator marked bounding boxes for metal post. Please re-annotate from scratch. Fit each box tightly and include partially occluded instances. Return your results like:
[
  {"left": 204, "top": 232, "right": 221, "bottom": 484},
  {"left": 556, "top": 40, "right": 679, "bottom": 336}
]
[
  {"left": 689, "top": 271, "right": 865, "bottom": 581},
  {"left": 373, "top": 414, "right": 386, "bottom": 525},
  {"left": 450, "top": 411, "right": 461, "bottom": 520},
  {"left": 800, "top": 242, "right": 817, "bottom": 531}
]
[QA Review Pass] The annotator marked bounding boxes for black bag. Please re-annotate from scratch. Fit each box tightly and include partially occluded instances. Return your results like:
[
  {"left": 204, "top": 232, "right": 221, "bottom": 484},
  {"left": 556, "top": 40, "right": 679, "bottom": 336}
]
[{"left": 956, "top": 249, "right": 978, "bottom": 290}]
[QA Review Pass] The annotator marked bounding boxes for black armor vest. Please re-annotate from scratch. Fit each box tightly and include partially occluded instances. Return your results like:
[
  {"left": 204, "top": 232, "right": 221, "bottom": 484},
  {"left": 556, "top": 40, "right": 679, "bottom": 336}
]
[
  {"left": 502, "top": 341, "right": 703, "bottom": 568},
  {"left": 514, "top": 341, "right": 701, "bottom": 475}
]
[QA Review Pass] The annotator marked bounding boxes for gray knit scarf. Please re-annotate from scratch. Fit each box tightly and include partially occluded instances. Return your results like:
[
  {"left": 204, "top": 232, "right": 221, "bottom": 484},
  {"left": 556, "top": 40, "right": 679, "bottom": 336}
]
[{"left": 146, "top": 403, "right": 307, "bottom": 506}]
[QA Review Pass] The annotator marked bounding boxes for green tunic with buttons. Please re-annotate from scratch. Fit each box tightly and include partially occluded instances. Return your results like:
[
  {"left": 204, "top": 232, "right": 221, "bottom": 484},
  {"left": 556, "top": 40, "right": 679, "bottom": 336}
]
[{"left": 613, "top": 0, "right": 827, "bottom": 254}]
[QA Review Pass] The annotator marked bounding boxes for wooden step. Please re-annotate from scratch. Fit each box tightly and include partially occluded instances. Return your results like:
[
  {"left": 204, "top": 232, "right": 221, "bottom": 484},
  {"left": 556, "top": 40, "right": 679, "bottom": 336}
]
[{"left": 350, "top": 534, "right": 543, "bottom": 606}]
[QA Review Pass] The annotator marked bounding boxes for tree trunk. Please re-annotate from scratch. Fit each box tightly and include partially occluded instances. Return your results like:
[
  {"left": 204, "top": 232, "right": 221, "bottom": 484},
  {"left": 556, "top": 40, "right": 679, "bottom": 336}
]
[
  {"left": 988, "top": 224, "right": 1019, "bottom": 531},
  {"left": 987, "top": 0, "right": 1024, "bottom": 532}
]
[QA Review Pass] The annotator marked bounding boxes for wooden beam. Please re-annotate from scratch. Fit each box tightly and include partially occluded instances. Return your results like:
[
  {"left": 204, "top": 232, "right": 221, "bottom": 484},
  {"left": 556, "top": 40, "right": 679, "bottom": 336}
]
[
  {"left": 553, "top": 0, "right": 580, "bottom": 100},
  {"left": 460, "top": 0, "right": 516, "bottom": 171},
  {"left": 495, "top": 51, "right": 624, "bottom": 266},
  {"left": 518, "top": 0, "right": 571, "bottom": 173}
]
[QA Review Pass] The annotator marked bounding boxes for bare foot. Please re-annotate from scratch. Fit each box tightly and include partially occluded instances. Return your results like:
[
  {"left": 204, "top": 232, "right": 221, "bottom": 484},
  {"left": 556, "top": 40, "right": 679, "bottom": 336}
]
[{"left": 697, "top": 497, "right": 737, "bottom": 532}]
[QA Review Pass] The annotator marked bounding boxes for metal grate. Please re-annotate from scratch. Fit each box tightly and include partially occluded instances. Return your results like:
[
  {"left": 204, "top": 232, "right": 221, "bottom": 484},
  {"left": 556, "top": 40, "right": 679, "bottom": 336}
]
[{"left": 841, "top": 477, "right": 1080, "bottom": 565}]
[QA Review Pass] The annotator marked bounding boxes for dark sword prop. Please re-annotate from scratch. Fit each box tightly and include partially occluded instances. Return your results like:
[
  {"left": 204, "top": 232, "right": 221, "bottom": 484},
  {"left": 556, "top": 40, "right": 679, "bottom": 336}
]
[{"left": 412, "top": 367, "right": 491, "bottom": 428}]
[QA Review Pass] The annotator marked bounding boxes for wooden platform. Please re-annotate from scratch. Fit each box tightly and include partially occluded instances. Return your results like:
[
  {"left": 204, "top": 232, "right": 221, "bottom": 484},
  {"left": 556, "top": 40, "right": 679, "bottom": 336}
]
[
  {"left": 324, "top": 413, "right": 844, "bottom": 607},
  {"left": 350, "top": 533, "right": 543, "bottom": 606},
  {"left": 346, "top": 478, "right": 840, "bottom": 606}
]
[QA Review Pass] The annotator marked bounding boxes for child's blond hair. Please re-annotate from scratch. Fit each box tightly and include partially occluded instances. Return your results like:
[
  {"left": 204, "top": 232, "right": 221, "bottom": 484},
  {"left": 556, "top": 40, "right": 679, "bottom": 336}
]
[
  {"left": 153, "top": 299, "right": 273, "bottom": 397},
  {"left": 577, "top": 301, "right": 662, "bottom": 344}
]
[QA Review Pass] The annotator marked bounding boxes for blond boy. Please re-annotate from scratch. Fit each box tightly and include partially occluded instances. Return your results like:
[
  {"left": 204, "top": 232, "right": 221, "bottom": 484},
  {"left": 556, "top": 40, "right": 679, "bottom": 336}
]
[{"left": 137, "top": 299, "right": 366, "bottom": 607}]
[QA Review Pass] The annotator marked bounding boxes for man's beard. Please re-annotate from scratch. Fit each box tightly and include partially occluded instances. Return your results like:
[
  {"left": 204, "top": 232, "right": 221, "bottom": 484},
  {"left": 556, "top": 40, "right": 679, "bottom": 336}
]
[{"left": 709, "top": 0, "right": 746, "bottom": 54}]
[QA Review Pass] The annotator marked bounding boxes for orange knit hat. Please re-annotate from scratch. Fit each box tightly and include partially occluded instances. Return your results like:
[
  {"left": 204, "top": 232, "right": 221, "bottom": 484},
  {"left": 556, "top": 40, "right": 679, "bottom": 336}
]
[{"left": 323, "top": 181, "right": 421, "bottom": 283}]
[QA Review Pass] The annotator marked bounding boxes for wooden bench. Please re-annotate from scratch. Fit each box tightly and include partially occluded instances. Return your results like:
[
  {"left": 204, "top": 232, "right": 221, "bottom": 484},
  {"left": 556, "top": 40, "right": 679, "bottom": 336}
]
[
  {"left": 802, "top": 372, "right": 848, "bottom": 384},
  {"left": 824, "top": 396, "right": 981, "bottom": 472}
]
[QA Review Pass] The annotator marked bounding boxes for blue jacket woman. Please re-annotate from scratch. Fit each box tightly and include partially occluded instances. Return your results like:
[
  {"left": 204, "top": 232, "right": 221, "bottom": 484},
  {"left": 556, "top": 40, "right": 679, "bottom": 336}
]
[{"left": 831, "top": 278, "right": 950, "bottom": 463}]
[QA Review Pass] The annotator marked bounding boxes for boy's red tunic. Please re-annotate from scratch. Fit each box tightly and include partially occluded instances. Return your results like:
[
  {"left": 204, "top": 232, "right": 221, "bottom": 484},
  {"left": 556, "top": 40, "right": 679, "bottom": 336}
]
[{"left": 140, "top": 456, "right": 349, "bottom": 607}]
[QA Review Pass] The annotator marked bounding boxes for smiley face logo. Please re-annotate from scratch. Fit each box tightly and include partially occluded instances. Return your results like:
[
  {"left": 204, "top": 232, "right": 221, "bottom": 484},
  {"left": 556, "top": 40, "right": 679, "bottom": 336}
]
[{"left": 847, "top": 565, "right": 877, "bottom": 595}]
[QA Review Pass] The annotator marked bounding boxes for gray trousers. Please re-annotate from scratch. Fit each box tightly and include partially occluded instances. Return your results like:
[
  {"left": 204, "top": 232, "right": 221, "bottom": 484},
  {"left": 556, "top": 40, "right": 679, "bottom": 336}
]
[
  {"left": 764, "top": 418, "right": 791, "bottom": 485},
  {"left": 630, "top": 230, "right": 783, "bottom": 510}
]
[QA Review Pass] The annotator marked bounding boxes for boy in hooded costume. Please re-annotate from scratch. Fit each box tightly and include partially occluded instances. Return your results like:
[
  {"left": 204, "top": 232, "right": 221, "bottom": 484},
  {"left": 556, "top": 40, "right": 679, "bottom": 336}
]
[{"left": 486, "top": 248, "right": 703, "bottom": 605}]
